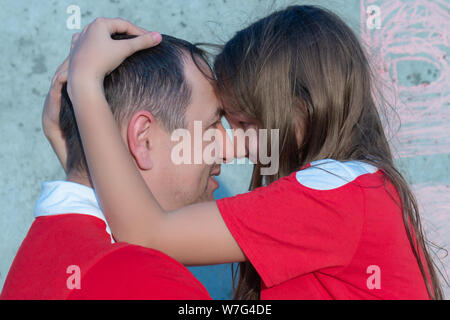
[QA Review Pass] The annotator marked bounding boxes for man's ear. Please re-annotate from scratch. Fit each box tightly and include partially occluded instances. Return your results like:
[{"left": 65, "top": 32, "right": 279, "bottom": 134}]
[{"left": 127, "top": 110, "right": 155, "bottom": 170}]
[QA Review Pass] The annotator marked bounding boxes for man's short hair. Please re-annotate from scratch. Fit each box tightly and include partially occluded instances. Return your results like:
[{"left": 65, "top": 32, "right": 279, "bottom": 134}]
[{"left": 59, "top": 34, "right": 210, "bottom": 173}]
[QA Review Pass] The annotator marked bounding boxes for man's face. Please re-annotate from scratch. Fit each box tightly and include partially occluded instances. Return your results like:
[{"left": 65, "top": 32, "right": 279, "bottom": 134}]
[{"left": 136, "top": 56, "right": 233, "bottom": 211}]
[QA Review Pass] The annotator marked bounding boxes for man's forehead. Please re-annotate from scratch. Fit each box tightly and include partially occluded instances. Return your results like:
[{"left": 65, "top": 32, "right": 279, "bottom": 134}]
[
  {"left": 185, "top": 100, "right": 221, "bottom": 127},
  {"left": 181, "top": 49, "right": 213, "bottom": 78},
  {"left": 182, "top": 55, "right": 222, "bottom": 118}
]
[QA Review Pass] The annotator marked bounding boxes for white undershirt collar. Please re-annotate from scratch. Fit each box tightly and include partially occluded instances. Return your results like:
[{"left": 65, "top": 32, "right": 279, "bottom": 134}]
[{"left": 34, "top": 180, "right": 114, "bottom": 243}]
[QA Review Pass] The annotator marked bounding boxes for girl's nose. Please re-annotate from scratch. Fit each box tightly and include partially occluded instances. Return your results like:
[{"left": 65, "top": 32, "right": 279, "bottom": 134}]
[{"left": 216, "top": 122, "right": 235, "bottom": 163}]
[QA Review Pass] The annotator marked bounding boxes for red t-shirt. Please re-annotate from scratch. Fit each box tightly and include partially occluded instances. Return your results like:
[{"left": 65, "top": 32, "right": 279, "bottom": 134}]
[
  {"left": 216, "top": 159, "right": 431, "bottom": 299},
  {"left": 0, "top": 214, "right": 211, "bottom": 300}
]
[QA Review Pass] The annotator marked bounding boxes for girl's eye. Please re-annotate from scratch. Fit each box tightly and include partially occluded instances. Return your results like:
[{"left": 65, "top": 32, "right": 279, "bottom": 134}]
[
  {"left": 239, "top": 121, "right": 250, "bottom": 129},
  {"left": 212, "top": 120, "right": 222, "bottom": 128}
]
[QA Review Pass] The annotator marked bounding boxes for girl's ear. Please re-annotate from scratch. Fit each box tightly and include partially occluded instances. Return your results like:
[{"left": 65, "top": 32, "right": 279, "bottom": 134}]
[{"left": 127, "top": 110, "right": 154, "bottom": 170}]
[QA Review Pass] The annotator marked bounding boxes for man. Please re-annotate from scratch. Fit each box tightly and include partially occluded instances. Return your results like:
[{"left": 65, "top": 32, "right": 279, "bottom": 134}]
[{"left": 1, "top": 34, "right": 233, "bottom": 299}]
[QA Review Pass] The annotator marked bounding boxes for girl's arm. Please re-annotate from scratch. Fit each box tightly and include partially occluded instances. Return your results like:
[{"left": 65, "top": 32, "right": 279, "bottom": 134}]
[{"left": 67, "top": 18, "right": 246, "bottom": 265}]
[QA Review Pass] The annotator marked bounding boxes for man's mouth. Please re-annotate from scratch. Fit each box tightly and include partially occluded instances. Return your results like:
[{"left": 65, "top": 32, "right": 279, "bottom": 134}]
[
  {"left": 208, "top": 176, "right": 219, "bottom": 190},
  {"left": 208, "top": 166, "right": 221, "bottom": 190}
]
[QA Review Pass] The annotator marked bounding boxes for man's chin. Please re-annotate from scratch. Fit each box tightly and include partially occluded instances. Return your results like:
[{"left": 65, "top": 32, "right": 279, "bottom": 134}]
[
  {"left": 195, "top": 192, "right": 215, "bottom": 203},
  {"left": 203, "top": 188, "right": 217, "bottom": 202}
]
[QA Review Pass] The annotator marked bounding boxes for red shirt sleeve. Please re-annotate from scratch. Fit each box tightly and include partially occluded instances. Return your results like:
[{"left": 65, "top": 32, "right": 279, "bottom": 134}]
[
  {"left": 216, "top": 171, "right": 365, "bottom": 288},
  {"left": 67, "top": 245, "right": 211, "bottom": 300}
]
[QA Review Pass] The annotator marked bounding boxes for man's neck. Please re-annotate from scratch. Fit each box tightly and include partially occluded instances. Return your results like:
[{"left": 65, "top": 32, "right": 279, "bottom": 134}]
[{"left": 66, "top": 170, "right": 93, "bottom": 189}]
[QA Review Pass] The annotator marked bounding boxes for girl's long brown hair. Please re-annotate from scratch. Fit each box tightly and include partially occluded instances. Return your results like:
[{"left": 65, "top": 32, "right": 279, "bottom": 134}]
[{"left": 213, "top": 5, "right": 444, "bottom": 300}]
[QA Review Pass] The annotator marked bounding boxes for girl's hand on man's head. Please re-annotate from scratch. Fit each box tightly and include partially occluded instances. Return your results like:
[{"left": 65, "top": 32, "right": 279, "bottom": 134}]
[{"left": 67, "top": 17, "right": 161, "bottom": 101}]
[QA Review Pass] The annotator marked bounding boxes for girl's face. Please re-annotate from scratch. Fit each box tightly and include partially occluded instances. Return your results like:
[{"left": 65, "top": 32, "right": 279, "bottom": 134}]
[{"left": 223, "top": 107, "right": 259, "bottom": 162}]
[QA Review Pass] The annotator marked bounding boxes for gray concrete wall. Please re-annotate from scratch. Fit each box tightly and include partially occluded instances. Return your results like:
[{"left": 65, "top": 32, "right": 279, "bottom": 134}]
[{"left": 0, "top": 0, "right": 448, "bottom": 299}]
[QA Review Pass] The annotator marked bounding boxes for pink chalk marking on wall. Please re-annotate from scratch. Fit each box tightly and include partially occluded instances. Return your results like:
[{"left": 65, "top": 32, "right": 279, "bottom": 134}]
[
  {"left": 360, "top": 0, "right": 449, "bottom": 158},
  {"left": 411, "top": 182, "right": 450, "bottom": 284},
  {"left": 361, "top": 0, "right": 449, "bottom": 295},
  {"left": 412, "top": 183, "right": 450, "bottom": 240}
]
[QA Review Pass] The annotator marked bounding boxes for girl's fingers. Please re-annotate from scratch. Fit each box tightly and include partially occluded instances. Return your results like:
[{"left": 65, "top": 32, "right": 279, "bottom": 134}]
[
  {"left": 56, "top": 69, "right": 69, "bottom": 85},
  {"left": 51, "top": 31, "right": 77, "bottom": 88},
  {"left": 103, "top": 17, "right": 149, "bottom": 36},
  {"left": 57, "top": 55, "right": 70, "bottom": 73},
  {"left": 99, "top": 17, "right": 162, "bottom": 55},
  {"left": 50, "top": 69, "right": 68, "bottom": 98},
  {"left": 81, "top": 24, "right": 89, "bottom": 35},
  {"left": 66, "top": 17, "right": 162, "bottom": 84},
  {"left": 71, "top": 32, "right": 80, "bottom": 49},
  {"left": 52, "top": 56, "right": 70, "bottom": 87},
  {"left": 123, "top": 32, "right": 162, "bottom": 55}
]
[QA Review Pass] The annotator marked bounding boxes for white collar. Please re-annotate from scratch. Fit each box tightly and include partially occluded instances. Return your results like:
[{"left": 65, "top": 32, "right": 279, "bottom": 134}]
[{"left": 34, "top": 180, "right": 114, "bottom": 243}]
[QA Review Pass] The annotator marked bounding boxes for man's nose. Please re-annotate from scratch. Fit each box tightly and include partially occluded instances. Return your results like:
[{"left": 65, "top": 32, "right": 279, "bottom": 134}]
[{"left": 216, "top": 122, "right": 235, "bottom": 163}]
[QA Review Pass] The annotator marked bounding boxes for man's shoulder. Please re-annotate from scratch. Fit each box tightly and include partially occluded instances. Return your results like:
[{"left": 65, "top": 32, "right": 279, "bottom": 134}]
[
  {"left": 84, "top": 244, "right": 199, "bottom": 282},
  {"left": 93, "top": 244, "right": 188, "bottom": 272},
  {"left": 4, "top": 214, "right": 210, "bottom": 299},
  {"left": 68, "top": 244, "right": 211, "bottom": 299}
]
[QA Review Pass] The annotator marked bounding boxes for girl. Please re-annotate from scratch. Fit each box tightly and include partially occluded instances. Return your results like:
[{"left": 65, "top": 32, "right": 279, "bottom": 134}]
[{"left": 49, "top": 6, "right": 443, "bottom": 299}]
